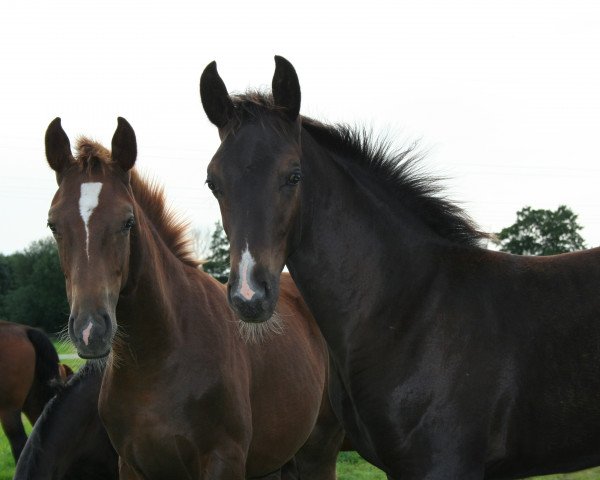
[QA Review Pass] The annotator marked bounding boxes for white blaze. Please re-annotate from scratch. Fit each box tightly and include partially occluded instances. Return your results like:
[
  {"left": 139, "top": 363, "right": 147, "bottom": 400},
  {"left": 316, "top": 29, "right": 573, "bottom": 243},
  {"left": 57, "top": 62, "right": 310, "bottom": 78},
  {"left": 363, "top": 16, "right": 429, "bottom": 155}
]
[
  {"left": 238, "top": 245, "right": 257, "bottom": 300},
  {"left": 79, "top": 182, "right": 103, "bottom": 260}
]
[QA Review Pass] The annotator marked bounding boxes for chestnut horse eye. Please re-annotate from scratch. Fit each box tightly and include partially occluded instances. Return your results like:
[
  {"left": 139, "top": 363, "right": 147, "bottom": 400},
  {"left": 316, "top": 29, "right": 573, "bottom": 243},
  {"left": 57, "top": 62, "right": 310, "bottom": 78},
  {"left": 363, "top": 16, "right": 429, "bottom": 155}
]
[
  {"left": 47, "top": 222, "right": 57, "bottom": 234},
  {"left": 286, "top": 173, "right": 302, "bottom": 186},
  {"left": 124, "top": 217, "right": 135, "bottom": 231}
]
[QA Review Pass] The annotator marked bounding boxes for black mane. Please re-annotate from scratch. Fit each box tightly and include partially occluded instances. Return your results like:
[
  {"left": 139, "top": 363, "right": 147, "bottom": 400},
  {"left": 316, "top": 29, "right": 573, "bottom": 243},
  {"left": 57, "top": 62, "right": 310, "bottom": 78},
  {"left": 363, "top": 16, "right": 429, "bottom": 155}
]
[
  {"left": 42, "top": 361, "right": 99, "bottom": 419},
  {"left": 231, "top": 91, "right": 488, "bottom": 248}
]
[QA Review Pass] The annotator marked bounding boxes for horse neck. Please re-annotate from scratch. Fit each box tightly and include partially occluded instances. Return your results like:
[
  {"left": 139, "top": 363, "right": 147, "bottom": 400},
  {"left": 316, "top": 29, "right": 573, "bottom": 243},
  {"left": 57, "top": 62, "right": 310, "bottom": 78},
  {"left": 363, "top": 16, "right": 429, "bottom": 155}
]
[
  {"left": 114, "top": 208, "right": 195, "bottom": 361},
  {"left": 288, "top": 133, "right": 448, "bottom": 353}
]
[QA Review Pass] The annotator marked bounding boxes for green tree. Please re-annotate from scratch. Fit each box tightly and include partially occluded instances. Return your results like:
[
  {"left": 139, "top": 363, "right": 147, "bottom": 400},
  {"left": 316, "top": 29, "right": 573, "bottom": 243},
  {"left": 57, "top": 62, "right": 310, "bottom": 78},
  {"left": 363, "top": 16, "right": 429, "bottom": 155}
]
[
  {"left": 0, "top": 237, "right": 69, "bottom": 334},
  {"left": 496, "top": 205, "right": 586, "bottom": 255},
  {"left": 202, "top": 222, "right": 230, "bottom": 283}
]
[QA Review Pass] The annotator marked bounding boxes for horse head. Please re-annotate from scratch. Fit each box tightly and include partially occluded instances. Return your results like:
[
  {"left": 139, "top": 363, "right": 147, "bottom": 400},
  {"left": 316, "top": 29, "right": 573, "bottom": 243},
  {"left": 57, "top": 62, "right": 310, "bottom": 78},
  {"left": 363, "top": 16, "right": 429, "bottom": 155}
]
[
  {"left": 45, "top": 117, "right": 138, "bottom": 358},
  {"left": 200, "top": 56, "right": 303, "bottom": 324}
]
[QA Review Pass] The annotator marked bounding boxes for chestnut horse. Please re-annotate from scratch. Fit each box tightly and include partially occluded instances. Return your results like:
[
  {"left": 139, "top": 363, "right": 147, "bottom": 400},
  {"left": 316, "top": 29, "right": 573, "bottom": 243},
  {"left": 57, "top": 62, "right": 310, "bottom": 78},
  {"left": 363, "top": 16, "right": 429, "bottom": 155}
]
[
  {"left": 200, "top": 56, "right": 600, "bottom": 479},
  {"left": 0, "top": 320, "right": 67, "bottom": 462},
  {"left": 44, "top": 117, "right": 343, "bottom": 479},
  {"left": 14, "top": 361, "right": 118, "bottom": 480}
]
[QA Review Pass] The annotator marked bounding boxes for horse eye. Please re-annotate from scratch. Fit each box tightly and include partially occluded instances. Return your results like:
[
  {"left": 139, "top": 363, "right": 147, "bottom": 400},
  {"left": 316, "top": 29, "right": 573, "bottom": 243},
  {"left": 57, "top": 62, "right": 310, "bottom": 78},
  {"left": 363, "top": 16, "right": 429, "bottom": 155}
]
[
  {"left": 286, "top": 173, "right": 302, "bottom": 186},
  {"left": 206, "top": 180, "right": 216, "bottom": 191},
  {"left": 124, "top": 217, "right": 135, "bottom": 231},
  {"left": 47, "top": 222, "right": 57, "bottom": 234}
]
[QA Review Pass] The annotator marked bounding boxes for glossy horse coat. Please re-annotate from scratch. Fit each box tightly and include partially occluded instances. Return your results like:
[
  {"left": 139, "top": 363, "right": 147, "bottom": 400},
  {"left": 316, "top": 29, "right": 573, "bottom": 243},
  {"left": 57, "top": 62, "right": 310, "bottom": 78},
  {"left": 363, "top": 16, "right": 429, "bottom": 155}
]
[
  {"left": 0, "top": 320, "right": 65, "bottom": 462},
  {"left": 14, "top": 362, "right": 118, "bottom": 480},
  {"left": 200, "top": 56, "right": 600, "bottom": 479},
  {"left": 44, "top": 117, "right": 343, "bottom": 479}
]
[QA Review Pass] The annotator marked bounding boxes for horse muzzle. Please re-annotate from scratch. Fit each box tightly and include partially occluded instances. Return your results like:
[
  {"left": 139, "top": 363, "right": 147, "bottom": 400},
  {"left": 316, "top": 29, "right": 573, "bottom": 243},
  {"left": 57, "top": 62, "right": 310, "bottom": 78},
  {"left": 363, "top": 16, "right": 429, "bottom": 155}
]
[
  {"left": 68, "top": 309, "right": 114, "bottom": 359},
  {"left": 227, "top": 277, "right": 278, "bottom": 323}
]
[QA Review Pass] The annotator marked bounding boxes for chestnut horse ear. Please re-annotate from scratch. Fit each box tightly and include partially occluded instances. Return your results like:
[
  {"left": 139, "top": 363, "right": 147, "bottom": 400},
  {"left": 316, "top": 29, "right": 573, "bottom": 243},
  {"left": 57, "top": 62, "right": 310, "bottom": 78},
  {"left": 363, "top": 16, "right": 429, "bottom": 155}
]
[
  {"left": 111, "top": 117, "right": 137, "bottom": 172},
  {"left": 272, "top": 56, "right": 301, "bottom": 121},
  {"left": 200, "top": 61, "right": 234, "bottom": 129},
  {"left": 45, "top": 117, "right": 73, "bottom": 176}
]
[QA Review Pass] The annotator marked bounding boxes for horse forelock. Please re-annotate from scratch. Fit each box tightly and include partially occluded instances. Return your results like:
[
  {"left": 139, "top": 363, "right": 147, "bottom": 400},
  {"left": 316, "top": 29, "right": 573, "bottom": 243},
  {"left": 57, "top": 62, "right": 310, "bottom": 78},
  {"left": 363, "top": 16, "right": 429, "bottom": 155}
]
[
  {"left": 74, "top": 137, "right": 113, "bottom": 176},
  {"left": 229, "top": 90, "right": 294, "bottom": 137}
]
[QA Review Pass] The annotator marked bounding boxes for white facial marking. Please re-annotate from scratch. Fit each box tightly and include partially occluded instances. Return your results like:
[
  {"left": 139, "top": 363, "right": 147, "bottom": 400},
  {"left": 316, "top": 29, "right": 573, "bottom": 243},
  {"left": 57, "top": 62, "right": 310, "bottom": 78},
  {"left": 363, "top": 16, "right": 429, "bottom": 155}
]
[
  {"left": 79, "top": 182, "right": 103, "bottom": 260},
  {"left": 238, "top": 244, "right": 257, "bottom": 301},
  {"left": 82, "top": 321, "right": 93, "bottom": 346}
]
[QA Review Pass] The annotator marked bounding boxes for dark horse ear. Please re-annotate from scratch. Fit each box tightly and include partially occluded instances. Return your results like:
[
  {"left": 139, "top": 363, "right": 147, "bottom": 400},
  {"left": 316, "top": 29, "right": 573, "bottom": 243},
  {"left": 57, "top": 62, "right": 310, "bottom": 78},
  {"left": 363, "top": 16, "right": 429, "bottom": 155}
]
[
  {"left": 111, "top": 117, "right": 137, "bottom": 172},
  {"left": 272, "top": 55, "right": 301, "bottom": 121},
  {"left": 200, "top": 61, "right": 234, "bottom": 129},
  {"left": 45, "top": 117, "right": 74, "bottom": 178}
]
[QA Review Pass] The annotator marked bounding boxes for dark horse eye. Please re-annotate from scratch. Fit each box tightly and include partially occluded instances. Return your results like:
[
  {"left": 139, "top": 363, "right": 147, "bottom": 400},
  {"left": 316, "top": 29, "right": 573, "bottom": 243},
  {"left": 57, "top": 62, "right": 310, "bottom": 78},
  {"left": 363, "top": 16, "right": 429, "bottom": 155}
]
[
  {"left": 47, "top": 222, "right": 57, "bottom": 234},
  {"left": 286, "top": 173, "right": 302, "bottom": 186},
  {"left": 124, "top": 217, "right": 135, "bottom": 231},
  {"left": 206, "top": 180, "right": 216, "bottom": 191}
]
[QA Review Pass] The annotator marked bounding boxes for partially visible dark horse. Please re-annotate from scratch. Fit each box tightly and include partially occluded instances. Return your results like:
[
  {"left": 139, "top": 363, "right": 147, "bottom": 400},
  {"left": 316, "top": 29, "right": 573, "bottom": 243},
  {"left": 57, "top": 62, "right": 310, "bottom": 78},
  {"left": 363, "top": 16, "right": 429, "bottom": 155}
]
[
  {"left": 200, "top": 56, "right": 600, "bottom": 479},
  {"left": 0, "top": 320, "right": 67, "bottom": 462},
  {"left": 14, "top": 362, "right": 118, "bottom": 480},
  {"left": 44, "top": 117, "right": 343, "bottom": 479}
]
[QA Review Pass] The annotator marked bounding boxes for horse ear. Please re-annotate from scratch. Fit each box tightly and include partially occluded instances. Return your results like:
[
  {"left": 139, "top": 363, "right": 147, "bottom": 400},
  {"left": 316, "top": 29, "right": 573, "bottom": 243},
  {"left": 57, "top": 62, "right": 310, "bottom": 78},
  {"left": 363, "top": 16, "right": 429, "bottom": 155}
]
[
  {"left": 200, "top": 61, "right": 234, "bottom": 129},
  {"left": 272, "top": 55, "right": 301, "bottom": 121},
  {"left": 45, "top": 117, "right": 73, "bottom": 176},
  {"left": 111, "top": 117, "right": 137, "bottom": 172}
]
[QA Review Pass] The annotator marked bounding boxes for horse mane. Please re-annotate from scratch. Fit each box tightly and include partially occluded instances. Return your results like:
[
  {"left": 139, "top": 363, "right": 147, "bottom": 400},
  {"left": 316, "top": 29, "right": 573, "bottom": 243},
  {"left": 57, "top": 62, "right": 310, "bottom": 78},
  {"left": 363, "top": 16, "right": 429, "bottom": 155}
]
[
  {"left": 44, "top": 361, "right": 99, "bottom": 415},
  {"left": 230, "top": 91, "right": 488, "bottom": 248},
  {"left": 74, "top": 139, "right": 200, "bottom": 268}
]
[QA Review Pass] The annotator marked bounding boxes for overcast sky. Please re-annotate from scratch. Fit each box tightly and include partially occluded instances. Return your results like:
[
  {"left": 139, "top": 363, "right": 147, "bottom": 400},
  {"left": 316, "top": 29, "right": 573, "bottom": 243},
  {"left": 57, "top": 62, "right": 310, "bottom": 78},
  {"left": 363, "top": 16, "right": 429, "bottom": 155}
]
[{"left": 1, "top": 1, "right": 599, "bottom": 254}]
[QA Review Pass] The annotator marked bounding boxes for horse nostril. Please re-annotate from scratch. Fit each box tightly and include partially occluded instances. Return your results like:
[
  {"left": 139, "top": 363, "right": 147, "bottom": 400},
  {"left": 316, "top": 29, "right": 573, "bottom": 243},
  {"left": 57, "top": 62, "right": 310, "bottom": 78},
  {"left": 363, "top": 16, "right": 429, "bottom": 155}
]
[{"left": 99, "top": 311, "right": 112, "bottom": 341}]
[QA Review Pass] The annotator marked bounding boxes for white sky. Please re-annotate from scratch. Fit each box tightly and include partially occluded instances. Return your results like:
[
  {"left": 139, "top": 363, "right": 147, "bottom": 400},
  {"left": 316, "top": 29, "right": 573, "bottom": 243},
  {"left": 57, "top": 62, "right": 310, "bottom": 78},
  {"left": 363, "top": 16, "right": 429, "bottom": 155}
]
[{"left": 1, "top": 1, "right": 599, "bottom": 254}]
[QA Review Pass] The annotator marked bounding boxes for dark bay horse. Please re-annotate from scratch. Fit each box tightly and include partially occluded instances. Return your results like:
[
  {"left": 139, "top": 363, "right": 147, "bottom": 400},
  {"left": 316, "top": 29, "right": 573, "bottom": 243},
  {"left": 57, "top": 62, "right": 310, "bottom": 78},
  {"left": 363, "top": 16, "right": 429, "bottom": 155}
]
[
  {"left": 44, "top": 117, "right": 343, "bottom": 479},
  {"left": 200, "top": 56, "right": 600, "bottom": 479},
  {"left": 0, "top": 320, "right": 67, "bottom": 462},
  {"left": 14, "top": 362, "right": 118, "bottom": 480}
]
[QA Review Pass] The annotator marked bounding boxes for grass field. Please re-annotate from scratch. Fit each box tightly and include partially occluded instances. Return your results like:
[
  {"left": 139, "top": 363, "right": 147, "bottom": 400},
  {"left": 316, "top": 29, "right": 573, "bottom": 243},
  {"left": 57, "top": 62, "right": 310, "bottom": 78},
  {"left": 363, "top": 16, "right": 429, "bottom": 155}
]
[{"left": 2, "top": 341, "right": 600, "bottom": 479}]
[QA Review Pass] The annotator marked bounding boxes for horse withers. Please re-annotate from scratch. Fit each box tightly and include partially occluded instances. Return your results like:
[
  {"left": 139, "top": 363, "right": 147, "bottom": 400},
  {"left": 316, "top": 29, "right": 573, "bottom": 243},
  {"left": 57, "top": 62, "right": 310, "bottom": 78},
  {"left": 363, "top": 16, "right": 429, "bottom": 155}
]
[
  {"left": 200, "top": 56, "right": 600, "bottom": 479},
  {"left": 0, "top": 320, "right": 68, "bottom": 463},
  {"left": 44, "top": 117, "right": 343, "bottom": 479}
]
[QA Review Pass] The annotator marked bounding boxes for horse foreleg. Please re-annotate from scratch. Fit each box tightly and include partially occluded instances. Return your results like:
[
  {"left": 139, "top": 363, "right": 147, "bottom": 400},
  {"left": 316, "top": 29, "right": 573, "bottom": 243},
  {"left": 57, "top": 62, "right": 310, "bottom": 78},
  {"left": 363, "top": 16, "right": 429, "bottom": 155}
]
[
  {"left": 0, "top": 409, "right": 27, "bottom": 462},
  {"left": 292, "top": 409, "right": 345, "bottom": 479}
]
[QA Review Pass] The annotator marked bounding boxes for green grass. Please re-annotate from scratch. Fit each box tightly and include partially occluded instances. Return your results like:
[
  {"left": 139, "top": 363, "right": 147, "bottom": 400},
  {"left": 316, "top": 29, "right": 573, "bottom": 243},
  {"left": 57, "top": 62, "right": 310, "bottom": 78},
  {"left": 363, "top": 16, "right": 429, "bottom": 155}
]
[
  {"left": 1, "top": 416, "right": 31, "bottom": 480},
  {"left": 337, "top": 451, "right": 387, "bottom": 479}
]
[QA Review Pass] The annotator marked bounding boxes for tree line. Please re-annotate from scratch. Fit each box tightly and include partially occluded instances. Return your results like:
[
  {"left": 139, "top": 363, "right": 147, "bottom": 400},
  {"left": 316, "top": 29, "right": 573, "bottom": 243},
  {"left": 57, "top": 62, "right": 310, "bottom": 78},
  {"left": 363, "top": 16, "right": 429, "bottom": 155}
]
[{"left": 0, "top": 206, "right": 586, "bottom": 334}]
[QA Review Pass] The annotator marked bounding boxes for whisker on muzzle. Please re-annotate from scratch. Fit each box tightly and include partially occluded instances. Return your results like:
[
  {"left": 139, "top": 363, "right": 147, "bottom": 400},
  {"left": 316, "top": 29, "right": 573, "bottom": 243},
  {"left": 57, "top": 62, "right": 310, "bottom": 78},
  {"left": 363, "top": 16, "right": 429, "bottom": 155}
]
[{"left": 236, "top": 311, "right": 285, "bottom": 344}]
